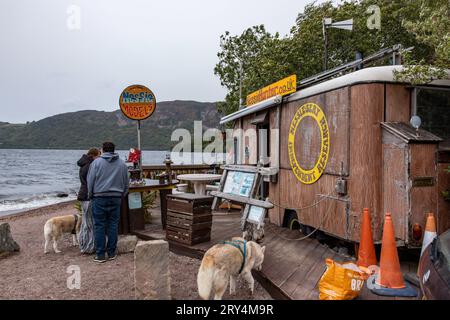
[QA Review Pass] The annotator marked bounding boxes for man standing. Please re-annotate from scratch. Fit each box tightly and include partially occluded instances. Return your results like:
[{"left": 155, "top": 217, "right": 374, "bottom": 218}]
[{"left": 87, "top": 142, "right": 129, "bottom": 263}]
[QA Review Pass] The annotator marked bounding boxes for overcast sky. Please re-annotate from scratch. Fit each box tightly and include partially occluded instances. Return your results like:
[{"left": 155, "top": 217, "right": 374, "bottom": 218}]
[{"left": 0, "top": 0, "right": 329, "bottom": 123}]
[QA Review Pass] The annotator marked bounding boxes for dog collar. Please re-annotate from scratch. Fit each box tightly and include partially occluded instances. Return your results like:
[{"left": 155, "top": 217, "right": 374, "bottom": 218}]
[{"left": 220, "top": 240, "right": 247, "bottom": 274}]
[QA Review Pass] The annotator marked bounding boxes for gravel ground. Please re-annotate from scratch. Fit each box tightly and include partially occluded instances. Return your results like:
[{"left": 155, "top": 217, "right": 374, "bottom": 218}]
[{"left": 0, "top": 203, "right": 271, "bottom": 300}]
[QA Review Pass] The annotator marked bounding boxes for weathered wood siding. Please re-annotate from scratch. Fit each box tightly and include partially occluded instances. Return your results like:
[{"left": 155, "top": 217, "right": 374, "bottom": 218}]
[
  {"left": 410, "top": 144, "right": 439, "bottom": 244},
  {"left": 385, "top": 84, "right": 411, "bottom": 122},
  {"left": 382, "top": 134, "right": 408, "bottom": 241},
  {"left": 279, "top": 87, "right": 350, "bottom": 175},
  {"left": 268, "top": 108, "right": 281, "bottom": 225},
  {"left": 273, "top": 87, "right": 351, "bottom": 236},
  {"left": 347, "top": 84, "right": 385, "bottom": 241}
]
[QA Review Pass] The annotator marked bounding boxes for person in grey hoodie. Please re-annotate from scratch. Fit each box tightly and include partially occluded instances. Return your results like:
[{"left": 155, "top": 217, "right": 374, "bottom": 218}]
[{"left": 87, "top": 142, "right": 129, "bottom": 263}]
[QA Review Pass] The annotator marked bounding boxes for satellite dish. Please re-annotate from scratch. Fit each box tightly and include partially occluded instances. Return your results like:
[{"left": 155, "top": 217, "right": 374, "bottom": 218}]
[{"left": 410, "top": 115, "right": 422, "bottom": 129}]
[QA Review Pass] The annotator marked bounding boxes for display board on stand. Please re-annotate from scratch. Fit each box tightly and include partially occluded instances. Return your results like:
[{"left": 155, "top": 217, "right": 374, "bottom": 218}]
[{"left": 210, "top": 164, "right": 274, "bottom": 241}]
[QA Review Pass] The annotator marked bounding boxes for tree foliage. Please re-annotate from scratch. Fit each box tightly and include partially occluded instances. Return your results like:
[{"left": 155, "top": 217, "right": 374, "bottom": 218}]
[
  {"left": 394, "top": 0, "right": 449, "bottom": 84},
  {"left": 215, "top": 0, "right": 448, "bottom": 115}
]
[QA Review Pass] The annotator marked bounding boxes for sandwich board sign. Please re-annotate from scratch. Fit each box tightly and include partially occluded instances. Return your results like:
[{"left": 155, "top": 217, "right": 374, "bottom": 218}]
[{"left": 210, "top": 164, "right": 274, "bottom": 241}]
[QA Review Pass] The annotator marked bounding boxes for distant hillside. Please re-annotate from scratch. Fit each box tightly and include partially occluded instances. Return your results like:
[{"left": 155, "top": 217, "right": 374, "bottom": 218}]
[{"left": 0, "top": 101, "right": 221, "bottom": 150}]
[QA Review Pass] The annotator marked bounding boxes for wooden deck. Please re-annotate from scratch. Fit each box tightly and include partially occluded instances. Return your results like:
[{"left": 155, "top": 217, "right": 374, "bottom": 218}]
[{"left": 133, "top": 207, "right": 418, "bottom": 300}]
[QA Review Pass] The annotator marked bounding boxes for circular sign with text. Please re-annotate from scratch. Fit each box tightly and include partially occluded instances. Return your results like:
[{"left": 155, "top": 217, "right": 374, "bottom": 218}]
[
  {"left": 288, "top": 102, "right": 330, "bottom": 184},
  {"left": 119, "top": 84, "right": 156, "bottom": 120}
]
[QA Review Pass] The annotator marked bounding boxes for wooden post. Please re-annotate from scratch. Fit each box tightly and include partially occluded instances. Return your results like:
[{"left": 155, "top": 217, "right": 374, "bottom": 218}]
[{"left": 159, "top": 188, "right": 172, "bottom": 229}]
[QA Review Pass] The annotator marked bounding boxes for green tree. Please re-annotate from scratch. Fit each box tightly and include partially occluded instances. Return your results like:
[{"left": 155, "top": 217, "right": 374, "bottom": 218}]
[{"left": 394, "top": 0, "right": 449, "bottom": 84}]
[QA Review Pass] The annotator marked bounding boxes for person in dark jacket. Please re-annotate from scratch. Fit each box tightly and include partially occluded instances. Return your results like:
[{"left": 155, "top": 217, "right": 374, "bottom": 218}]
[{"left": 77, "top": 148, "right": 100, "bottom": 254}]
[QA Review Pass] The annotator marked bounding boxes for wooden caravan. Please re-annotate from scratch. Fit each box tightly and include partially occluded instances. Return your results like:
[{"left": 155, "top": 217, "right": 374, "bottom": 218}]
[{"left": 221, "top": 66, "right": 450, "bottom": 247}]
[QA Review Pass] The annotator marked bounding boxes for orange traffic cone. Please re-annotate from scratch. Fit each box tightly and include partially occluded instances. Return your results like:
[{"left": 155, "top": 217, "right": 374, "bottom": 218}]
[
  {"left": 357, "top": 208, "right": 377, "bottom": 268},
  {"left": 375, "top": 212, "right": 405, "bottom": 289},
  {"left": 420, "top": 212, "right": 437, "bottom": 256}
]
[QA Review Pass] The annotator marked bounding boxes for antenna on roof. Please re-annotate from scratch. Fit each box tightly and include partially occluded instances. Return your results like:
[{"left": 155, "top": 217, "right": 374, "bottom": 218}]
[{"left": 323, "top": 18, "right": 354, "bottom": 71}]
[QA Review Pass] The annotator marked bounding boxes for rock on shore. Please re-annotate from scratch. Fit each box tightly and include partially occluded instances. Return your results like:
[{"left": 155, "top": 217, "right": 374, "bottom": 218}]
[{"left": 0, "top": 223, "right": 20, "bottom": 257}]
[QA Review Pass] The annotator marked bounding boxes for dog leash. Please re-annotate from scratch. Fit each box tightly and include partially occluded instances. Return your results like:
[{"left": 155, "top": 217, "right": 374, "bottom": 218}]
[{"left": 219, "top": 240, "right": 247, "bottom": 274}]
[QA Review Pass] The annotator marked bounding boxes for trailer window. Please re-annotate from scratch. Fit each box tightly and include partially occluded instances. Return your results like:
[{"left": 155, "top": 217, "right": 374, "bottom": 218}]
[{"left": 416, "top": 88, "right": 450, "bottom": 148}]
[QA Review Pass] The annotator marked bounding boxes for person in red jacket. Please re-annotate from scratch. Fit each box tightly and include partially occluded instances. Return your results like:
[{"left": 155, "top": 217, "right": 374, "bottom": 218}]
[{"left": 127, "top": 147, "right": 141, "bottom": 169}]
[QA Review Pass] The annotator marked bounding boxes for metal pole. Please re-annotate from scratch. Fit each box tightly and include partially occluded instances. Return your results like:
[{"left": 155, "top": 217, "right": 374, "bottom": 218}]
[
  {"left": 137, "top": 120, "right": 142, "bottom": 178},
  {"left": 239, "top": 60, "right": 243, "bottom": 109},
  {"left": 323, "top": 19, "right": 328, "bottom": 71}
]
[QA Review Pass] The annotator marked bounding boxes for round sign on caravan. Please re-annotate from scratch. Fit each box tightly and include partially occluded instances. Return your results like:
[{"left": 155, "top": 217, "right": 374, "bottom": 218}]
[
  {"left": 288, "top": 102, "right": 330, "bottom": 185},
  {"left": 119, "top": 84, "right": 156, "bottom": 120}
]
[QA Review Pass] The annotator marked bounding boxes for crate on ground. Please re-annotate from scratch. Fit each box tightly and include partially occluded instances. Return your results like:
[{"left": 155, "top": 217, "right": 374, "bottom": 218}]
[{"left": 166, "top": 193, "right": 213, "bottom": 245}]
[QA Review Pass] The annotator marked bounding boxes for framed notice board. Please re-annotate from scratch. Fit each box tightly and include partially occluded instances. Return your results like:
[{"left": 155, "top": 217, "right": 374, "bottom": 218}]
[{"left": 210, "top": 165, "right": 274, "bottom": 238}]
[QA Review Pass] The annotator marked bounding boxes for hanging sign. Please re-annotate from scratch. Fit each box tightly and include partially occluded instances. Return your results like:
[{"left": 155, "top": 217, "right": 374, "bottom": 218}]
[
  {"left": 119, "top": 84, "right": 156, "bottom": 120},
  {"left": 288, "top": 102, "right": 330, "bottom": 184},
  {"left": 246, "top": 74, "right": 296, "bottom": 107}
]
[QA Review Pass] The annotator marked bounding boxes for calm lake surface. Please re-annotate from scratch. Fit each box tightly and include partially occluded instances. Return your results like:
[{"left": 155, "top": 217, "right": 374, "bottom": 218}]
[{"left": 0, "top": 149, "right": 223, "bottom": 215}]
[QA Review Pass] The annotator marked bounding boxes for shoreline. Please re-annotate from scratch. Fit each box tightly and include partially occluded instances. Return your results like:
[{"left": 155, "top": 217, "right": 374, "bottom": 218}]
[{"left": 0, "top": 199, "right": 77, "bottom": 222}]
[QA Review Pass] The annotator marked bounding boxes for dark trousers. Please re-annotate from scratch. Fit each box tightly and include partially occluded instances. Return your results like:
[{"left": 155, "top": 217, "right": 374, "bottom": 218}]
[{"left": 92, "top": 197, "right": 121, "bottom": 258}]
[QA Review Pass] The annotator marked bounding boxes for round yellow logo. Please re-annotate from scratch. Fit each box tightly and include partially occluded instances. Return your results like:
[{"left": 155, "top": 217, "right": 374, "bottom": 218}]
[{"left": 288, "top": 102, "right": 330, "bottom": 184}]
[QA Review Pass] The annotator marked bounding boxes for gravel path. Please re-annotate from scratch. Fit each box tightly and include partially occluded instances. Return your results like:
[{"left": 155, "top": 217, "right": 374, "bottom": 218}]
[{"left": 0, "top": 203, "right": 272, "bottom": 300}]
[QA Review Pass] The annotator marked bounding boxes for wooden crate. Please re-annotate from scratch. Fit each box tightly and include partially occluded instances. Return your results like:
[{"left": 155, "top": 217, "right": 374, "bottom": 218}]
[
  {"left": 167, "top": 212, "right": 212, "bottom": 231},
  {"left": 166, "top": 193, "right": 213, "bottom": 245},
  {"left": 166, "top": 225, "right": 211, "bottom": 245},
  {"left": 167, "top": 194, "right": 213, "bottom": 215}
]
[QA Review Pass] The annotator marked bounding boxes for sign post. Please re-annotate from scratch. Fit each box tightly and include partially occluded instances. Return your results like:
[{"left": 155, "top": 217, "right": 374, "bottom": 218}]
[{"left": 119, "top": 84, "right": 156, "bottom": 178}]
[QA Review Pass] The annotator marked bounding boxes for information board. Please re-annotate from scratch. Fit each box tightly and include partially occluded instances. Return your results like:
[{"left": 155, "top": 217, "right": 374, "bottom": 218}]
[
  {"left": 222, "top": 171, "right": 255, "bottom": 197},
  {"left": 128, "top": 192, "right": 142, "bottom": 210},
  {"left": 246, "top": 205, "right": 265, "bottom": 225}
]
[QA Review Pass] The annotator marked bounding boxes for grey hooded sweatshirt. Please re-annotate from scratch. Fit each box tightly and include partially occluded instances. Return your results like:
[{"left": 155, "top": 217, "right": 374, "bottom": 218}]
[{"left": 87, "top": 152, "right": 129, "bottom": 198}]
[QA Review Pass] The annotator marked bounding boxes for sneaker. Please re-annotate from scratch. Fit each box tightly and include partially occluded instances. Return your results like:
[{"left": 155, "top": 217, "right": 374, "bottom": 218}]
[
  {"left": 93, "top": 256, "right": 106, "bottom": 263},
  {"left": 108, "top": 254, "right": 117, "bottom": 261}
]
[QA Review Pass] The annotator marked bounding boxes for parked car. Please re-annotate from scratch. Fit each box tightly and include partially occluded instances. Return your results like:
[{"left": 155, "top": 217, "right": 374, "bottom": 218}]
[{"left": 417, "top": 229, "right": 450, "bottom": 299}]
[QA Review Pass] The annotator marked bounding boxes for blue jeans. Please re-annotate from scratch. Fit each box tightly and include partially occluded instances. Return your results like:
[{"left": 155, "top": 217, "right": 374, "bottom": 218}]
[{"left": 92, "top": 197, "right": 122, "bottom": 258}]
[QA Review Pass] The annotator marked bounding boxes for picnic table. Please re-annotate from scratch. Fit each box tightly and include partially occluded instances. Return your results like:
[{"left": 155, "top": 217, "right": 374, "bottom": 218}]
[{"left": 176, "top": 174, "right": 222, "bottom": 195}]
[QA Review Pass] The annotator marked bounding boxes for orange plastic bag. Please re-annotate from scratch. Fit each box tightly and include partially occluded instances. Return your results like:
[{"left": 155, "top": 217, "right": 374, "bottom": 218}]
[{"left": 319, "top": 258, "right": 370, "bottom": 300}]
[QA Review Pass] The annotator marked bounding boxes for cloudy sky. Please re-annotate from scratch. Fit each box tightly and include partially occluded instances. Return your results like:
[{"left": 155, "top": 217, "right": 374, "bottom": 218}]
[{"left": 0, "top": 0, "right": 329, "bottom": 123}]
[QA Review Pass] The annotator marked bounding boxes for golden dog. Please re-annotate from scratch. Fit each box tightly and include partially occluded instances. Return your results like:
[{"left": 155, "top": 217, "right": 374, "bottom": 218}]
[
  {"left": 44, "top": 214, "right": 81, "bottom": 253},
  {"left": 197, "top": 237, "right": 266, "bottom": 300}
]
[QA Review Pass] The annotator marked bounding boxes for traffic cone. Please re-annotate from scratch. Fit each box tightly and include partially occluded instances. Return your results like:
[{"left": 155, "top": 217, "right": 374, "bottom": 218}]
[
  {"left": 369, "top": 212, "right": 417, "bottom": 297},
  {"left": 420, "top": 212, "right": 437, "bottom": 256},
  {"left": 357, "top": 208, "right": 377, "bottom": 268},
  {"left": 376, "top": 212, "right": 405, "bottom": 289}
]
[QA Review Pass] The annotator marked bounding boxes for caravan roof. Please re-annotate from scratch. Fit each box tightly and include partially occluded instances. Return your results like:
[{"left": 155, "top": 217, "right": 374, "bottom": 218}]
[{"left": 220, "top": 65, "right": 450, "bottom": 124}]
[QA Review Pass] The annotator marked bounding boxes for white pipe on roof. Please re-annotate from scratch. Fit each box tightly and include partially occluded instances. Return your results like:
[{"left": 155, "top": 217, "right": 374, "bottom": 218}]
[{"left": 219, "top": 95, "right": 282, "bottom": 125}]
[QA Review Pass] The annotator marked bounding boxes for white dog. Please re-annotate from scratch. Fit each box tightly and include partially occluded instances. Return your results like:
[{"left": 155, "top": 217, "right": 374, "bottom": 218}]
[
  {"left": 44, "top": 213, "right": 81, "bottom": 253},
  {"left": 197, "top": 237, "right": 266, "bottom": 300}
]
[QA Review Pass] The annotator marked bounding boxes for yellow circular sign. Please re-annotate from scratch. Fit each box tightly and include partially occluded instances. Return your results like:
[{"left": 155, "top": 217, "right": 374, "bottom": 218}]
[
  {"left": 288, "top": 102, "right": 330, "bottom": 184},
  {"left": 119, "top": 84, "right": 156, "bottom": 120}
]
